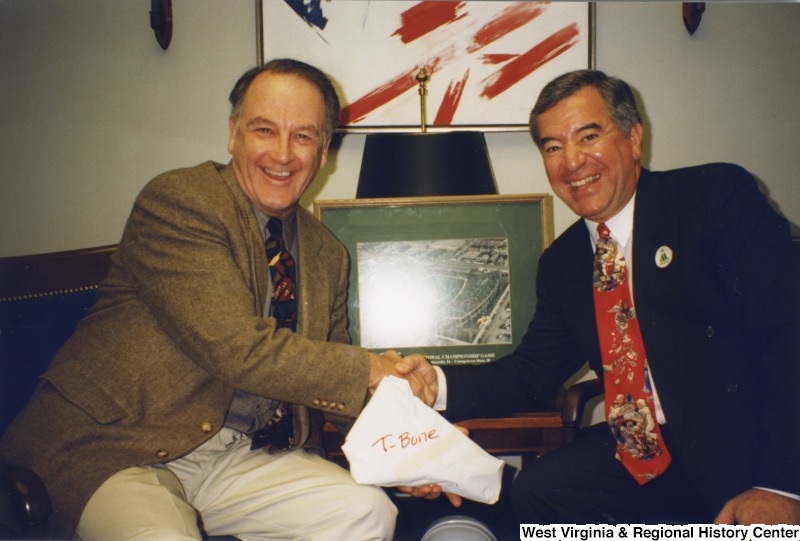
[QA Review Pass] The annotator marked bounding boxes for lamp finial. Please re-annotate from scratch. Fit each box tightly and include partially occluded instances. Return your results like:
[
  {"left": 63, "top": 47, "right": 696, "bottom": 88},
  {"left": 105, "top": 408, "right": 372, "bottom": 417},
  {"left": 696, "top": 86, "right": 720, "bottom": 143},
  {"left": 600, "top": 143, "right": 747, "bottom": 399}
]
[{"left": 416, "top": 67, "right": 429, "bottom": 133}]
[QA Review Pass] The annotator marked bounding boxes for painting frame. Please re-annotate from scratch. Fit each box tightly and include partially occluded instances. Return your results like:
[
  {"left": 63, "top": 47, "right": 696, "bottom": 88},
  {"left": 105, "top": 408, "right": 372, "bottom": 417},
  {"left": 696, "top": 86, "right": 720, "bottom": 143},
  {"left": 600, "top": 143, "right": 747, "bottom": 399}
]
[
  {"left": 313, "top": 194, "right": 553, "bottom": 366},
  {"left": 258, "top": 1, "right": 596, "bottom": 132}
]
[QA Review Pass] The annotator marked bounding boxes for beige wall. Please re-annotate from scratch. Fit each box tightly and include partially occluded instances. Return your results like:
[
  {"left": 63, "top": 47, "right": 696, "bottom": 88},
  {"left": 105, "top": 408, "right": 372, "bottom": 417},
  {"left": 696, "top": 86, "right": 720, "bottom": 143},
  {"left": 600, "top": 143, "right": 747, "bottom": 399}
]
[{"left": 1, "top": 1, "right": 799, "bottom": 257}]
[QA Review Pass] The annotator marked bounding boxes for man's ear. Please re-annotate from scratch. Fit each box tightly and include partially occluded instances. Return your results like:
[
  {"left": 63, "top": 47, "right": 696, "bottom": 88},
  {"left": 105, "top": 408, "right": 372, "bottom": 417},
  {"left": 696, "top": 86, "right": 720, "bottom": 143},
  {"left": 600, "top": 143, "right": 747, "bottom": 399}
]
[
  {"left": 320, "top": 140, "right": 329, "bottom": 169},
  {"left": 628, "top": 122, "right": 644, "bottom": 162},
  {"left": 227, "top": 116, "right": 237, "bottom": 154}
]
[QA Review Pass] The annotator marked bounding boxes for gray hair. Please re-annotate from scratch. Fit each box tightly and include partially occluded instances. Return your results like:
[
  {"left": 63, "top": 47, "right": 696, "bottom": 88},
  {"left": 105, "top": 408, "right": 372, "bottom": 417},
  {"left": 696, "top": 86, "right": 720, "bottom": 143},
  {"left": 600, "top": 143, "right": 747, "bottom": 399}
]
[{"left": 529, "top": 70, "right": 642, "bottom": 148}]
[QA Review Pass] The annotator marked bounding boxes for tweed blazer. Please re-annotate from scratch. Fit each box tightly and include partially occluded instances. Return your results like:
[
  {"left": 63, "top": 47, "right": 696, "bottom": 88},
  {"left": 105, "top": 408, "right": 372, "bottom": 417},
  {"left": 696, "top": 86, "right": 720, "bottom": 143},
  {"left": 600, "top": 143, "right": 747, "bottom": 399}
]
[
  {"left": 0, "top": 161, "right": 371, "bottom": 537},
  {"left": 444, "top": 164, "right": 800, "bottom": 513}
]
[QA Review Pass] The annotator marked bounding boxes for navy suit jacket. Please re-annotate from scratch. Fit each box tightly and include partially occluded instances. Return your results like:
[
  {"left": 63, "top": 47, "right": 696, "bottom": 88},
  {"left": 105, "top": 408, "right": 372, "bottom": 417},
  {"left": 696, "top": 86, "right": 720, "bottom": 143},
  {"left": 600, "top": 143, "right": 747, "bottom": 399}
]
[{"left": 444, "top": 163, "right": 800, "bottom": 512}]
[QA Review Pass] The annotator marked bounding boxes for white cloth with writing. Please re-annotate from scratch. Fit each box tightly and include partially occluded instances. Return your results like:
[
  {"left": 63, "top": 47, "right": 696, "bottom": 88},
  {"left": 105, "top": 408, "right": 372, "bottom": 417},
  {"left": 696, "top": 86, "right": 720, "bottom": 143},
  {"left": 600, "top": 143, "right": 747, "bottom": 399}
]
[{"left": 342, "top": 376, "right": 504, "bottom": 504}]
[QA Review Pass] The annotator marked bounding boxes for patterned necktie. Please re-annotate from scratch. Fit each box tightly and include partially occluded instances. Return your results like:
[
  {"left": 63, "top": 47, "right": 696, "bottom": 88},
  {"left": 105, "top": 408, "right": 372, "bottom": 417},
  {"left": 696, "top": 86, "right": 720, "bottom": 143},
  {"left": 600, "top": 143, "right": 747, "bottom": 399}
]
[
  {"left": 250, "top": 217, "right": 297, "bottom": 450},
  {"left": 593, "top": 222, "right": 671, "bottom": 484},
  {"left": 264, "top": 217, "right": 297, "bottom": 332}
]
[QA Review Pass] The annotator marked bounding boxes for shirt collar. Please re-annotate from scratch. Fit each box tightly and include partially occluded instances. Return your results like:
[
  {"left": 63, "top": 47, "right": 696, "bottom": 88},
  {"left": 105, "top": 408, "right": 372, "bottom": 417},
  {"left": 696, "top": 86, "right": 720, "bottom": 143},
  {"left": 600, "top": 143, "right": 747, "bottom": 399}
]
[
  {"left": 252, "top": 205, "right": 298, "bottom": 247},
  {"left": 584, "top": 193, "right": 636, "bottom": 250}
]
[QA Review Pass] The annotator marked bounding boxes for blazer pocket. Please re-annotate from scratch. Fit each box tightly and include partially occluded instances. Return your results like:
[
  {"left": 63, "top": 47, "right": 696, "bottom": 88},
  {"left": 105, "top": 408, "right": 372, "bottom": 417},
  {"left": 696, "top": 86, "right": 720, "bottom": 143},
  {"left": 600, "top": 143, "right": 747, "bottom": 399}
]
[{"left": 43, "top": 373, "right": 128, "bottom": 425}]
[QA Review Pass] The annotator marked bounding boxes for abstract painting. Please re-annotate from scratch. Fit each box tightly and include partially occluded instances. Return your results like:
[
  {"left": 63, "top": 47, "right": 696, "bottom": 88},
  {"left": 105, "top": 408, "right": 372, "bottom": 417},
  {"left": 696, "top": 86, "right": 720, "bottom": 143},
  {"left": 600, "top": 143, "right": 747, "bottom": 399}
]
[{"left": 261, "top": 1, "right": 594, "bottom": 130}]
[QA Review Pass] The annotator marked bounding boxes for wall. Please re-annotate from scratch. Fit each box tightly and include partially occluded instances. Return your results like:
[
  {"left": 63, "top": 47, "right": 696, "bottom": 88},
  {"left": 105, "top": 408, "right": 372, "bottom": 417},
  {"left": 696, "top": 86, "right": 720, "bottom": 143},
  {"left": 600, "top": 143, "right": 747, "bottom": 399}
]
[
  {"left": 597, "top": 2, "right": 800, "bottom": 228},
  {"left": 1, "top": 2, "right": 799, "bottom": 258},
  {"left": 0, "top": 0, "right": 255, "bottom": 257}
]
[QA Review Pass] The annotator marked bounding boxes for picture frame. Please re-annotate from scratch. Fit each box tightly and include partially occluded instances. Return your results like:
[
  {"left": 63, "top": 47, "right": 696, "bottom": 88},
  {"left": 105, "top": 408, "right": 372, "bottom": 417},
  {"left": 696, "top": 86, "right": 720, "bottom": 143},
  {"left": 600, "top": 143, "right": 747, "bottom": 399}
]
[
  {"left": 313, "top": 194, "right": 553, "bottom": 366},
  {"left": 258, "top": 1, "right": 595, "bottom": 132}
]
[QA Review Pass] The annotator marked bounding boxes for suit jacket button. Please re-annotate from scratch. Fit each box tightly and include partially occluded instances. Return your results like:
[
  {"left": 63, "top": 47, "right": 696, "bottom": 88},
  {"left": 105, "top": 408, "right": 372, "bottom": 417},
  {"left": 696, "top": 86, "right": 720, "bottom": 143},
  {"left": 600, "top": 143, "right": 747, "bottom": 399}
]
[
  {"left": 201, "top": 422, "right": 213, "bottom": 433},
  {"left": 726, "top": 383, "right": 738, "bottom": 393},
  {"left": 337, "top": 403, "right": 345, "bottom": 411},
  {"left": 705, "top": 326, "right": 715, "bottom": 338},
  {"left": 312, "top": 399, "right": 321, "bottom": 407},
  {"left": 320, "top": 400, "right": 329, "bottom": 408},
  {"left": 156, "top": 449, "right": 169, "bottom": 459}
]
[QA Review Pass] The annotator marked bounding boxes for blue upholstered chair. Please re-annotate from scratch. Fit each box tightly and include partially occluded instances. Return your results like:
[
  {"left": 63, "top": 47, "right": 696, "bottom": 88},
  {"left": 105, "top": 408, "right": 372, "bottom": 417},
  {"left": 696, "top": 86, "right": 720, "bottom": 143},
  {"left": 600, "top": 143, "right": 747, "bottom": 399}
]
[{"left": 0, "top": 245, "right": 115, "bottom": 539}]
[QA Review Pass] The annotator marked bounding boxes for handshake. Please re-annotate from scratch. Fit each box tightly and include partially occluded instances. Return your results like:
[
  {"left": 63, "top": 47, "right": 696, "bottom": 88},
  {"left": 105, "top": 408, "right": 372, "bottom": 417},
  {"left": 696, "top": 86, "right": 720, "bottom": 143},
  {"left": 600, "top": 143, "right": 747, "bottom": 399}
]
[
  {"left": 366, "top": 350, "right": 470, "bottom": 507},
  {"left": 368, "top": 350, "right": 439, "bottom": 407}
]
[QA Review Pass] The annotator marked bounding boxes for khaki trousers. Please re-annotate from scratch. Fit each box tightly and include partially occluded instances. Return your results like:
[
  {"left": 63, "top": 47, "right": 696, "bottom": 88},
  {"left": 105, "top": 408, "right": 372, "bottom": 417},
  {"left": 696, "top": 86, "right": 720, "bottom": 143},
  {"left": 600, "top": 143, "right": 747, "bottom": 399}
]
[{"left": 76, "top": 428, "right": 396, "bottom": 541}]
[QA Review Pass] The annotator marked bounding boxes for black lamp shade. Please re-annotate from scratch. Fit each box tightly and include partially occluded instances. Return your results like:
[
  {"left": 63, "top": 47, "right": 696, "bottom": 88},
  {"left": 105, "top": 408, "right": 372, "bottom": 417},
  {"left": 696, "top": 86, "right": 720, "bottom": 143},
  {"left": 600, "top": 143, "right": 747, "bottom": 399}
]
[{"left": 356, "top": 131, "right": 498, "bottom": 198}]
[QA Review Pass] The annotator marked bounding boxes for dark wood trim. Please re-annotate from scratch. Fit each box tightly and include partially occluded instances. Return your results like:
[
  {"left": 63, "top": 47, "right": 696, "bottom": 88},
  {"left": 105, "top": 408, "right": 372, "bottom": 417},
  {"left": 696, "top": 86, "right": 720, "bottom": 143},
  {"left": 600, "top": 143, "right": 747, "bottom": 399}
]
[{"left": 0, "top": 245, "right": 117, "bottom": 301}]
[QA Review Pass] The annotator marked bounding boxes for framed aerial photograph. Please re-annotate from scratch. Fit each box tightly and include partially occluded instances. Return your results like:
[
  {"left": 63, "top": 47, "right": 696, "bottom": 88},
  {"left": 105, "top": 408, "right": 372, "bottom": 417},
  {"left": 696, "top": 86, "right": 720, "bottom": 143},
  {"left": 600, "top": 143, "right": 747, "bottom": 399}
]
[
  {"left": 259, "top": 1, "right": 595, "bottom": 131},
  {"left": 313, "top": 194, "right": 553, "bottom": 366}
]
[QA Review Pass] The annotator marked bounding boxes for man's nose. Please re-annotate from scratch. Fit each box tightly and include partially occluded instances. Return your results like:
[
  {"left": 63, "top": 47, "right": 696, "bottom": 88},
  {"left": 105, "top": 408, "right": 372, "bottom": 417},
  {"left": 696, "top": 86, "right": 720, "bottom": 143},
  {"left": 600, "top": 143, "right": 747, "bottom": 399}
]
[
  {"left": 563, "top": 144, "right": 586, "bottom": 171},
  {"left": 269, "top": 135, "right": 293, "bottom": 163}
]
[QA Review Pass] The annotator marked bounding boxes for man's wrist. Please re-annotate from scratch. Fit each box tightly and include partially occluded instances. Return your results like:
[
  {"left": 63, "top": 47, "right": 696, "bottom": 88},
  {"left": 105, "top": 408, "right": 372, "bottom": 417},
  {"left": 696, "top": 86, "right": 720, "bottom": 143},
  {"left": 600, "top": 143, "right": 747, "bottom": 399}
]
[{"left": 432, "top": 365, "right": 447, "bottom": 411}]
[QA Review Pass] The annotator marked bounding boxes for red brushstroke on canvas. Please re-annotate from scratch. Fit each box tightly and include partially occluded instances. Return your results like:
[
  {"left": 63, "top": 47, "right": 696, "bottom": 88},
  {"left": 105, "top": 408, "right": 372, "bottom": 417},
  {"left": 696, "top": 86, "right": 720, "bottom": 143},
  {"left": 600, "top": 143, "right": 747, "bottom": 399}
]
[
  {"left": 480, "top": 24, "right": 580, "bottom": 100},
  {"left": 467, "top": 2, "right": 546, "bottom": 53},
  {"left": 433, "top": 69, "right": 470, "bottom": 125},
  {"left": 339, "top": 58, "right": 445, "bottom": 126},
  {"left": 392, "top": 1, "right": 467, "bottom": 44},
  {"left": 479, "top": 54, "right": 518, "bottom": 65},
  {"left": 339, "top": 3, "right": 582, "bottom": 125}
]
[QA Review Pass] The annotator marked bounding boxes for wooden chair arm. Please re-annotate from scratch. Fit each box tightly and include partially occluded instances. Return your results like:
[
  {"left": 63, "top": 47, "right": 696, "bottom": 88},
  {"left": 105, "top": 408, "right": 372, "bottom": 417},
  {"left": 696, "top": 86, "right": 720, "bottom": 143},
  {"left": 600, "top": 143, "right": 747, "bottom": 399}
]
[
  {"left": 454, "top": 412, "right": 562, "bottom": 431},
  {"left": 455, "top": 413, "right": 563, "bottom": 459}
]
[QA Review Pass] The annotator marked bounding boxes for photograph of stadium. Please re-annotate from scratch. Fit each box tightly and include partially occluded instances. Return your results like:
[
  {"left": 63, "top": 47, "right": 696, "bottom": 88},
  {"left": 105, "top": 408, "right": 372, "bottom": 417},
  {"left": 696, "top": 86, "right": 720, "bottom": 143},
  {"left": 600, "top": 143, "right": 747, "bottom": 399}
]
[
  {"left": 313, "top": 193, "right": 552, "bottom": 365},
  {"left": 357, "top": 237, "right": 512, "bottom": 349}
]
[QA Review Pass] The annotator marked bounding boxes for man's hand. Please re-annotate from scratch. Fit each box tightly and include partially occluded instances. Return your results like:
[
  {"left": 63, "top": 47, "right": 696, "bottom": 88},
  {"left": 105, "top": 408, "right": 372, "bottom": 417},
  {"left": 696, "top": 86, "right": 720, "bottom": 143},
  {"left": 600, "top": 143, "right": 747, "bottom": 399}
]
[
  {"left": 367, "top": 351, "right": 437, "bottom": 406},
  {"left": 397, "top": 484, "right": 463, "bottom": 508},
  {"left": 714, "top": 488, "right": 800, "bottom": 525},
  {"left": 396, "top": 426, "right": 468, "bottom": 508},
  {"left": 395, "top": 353, "right": 439, "bottom": 401}
]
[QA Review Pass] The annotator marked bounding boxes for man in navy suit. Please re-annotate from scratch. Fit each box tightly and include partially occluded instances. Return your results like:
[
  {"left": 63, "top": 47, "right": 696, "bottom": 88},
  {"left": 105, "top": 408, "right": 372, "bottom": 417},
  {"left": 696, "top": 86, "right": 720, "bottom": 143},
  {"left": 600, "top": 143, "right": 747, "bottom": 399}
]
[{"left": 400, "top": 70, "right": 800, "bottom": 524}]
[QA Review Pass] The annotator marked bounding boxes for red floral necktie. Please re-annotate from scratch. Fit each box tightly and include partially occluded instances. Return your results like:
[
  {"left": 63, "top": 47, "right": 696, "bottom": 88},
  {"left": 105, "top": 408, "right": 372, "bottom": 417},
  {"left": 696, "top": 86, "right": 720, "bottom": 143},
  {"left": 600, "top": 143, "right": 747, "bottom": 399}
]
[{"left": 593, "top": 222, "right": 671, "bottom": 484}]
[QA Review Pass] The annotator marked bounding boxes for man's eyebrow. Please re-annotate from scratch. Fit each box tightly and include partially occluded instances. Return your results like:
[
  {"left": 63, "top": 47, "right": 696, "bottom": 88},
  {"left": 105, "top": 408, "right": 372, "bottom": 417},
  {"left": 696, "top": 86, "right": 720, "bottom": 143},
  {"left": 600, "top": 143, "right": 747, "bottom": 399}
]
[
  {"left": 539, "top": 136, "right": 558, "bottom": 147},
  {"left": 295, "top": 125, "right": 321, "bottom": 134},
  {"left": 246, "top": 116, "right": 320, "bottom": 134},
  {"left": 539, "top": 122, "right": 604, "bottom": 146},
  {"left": 246, "top": 116, "right": 274, "bottom": 128},
  {"left": 576, "top": 122, "right": 603, "bottom": 134}
]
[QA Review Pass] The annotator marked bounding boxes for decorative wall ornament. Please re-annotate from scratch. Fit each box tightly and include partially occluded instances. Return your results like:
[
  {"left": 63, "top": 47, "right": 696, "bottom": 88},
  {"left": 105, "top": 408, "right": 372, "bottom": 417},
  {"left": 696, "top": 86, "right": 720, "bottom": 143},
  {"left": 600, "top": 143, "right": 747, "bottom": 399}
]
[
  {"left": 150, "top": 0, "right": 173, "bottom": 50},
  {"left": 682, "top": 3, "right": 705, "bottom": 36}
]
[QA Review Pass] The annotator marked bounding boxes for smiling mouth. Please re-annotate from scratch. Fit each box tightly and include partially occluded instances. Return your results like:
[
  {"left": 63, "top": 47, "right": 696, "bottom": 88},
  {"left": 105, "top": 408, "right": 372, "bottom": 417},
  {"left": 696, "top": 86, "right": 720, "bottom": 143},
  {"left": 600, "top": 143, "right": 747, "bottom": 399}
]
[
  {"left": 264, "top": 168, "right": 291, "bottom": 178},
  {"left": 570, "top": 174, "right": 600, "bottom": 190}
]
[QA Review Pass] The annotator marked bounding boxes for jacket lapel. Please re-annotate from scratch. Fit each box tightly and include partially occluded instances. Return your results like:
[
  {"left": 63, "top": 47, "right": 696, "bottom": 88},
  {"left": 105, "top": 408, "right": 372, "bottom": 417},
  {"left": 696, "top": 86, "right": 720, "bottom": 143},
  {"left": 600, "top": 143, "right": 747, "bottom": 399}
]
[
  {"left": 295, "top": 210, "right": 327, "bottom": 341},
  {"left": 219, "top": 163, "right": 270, "bottom": 314},
  {"left": 630, "top": 170, "right": 686, "bottom": 443},
  {"left": 560, "top": 222, "right": 604, "bottom": 372}
]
